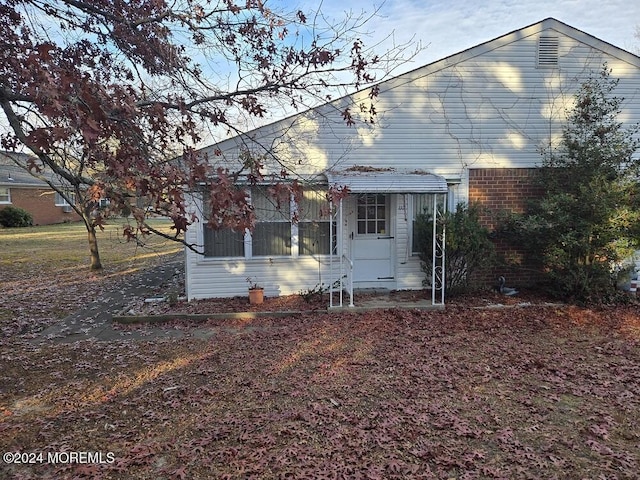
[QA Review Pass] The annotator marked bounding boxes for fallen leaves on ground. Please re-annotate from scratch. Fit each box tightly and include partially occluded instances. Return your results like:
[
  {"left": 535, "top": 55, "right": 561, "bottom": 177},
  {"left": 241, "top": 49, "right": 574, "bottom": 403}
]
[
  {"left": 0, "top": 221, "right": 182, "bottom": 341},
  {"left": 1, "top": 303, "right": 639, "bottom": 479}
]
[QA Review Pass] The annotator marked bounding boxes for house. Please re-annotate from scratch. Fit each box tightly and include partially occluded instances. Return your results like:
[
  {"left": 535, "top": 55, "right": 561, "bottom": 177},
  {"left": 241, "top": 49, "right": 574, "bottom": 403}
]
[
  {"left": 184, "top": 18, "right": 640, "bottom": 305},
  {"left": 0, "top": 151, "right": 81, "bottom": 225}
]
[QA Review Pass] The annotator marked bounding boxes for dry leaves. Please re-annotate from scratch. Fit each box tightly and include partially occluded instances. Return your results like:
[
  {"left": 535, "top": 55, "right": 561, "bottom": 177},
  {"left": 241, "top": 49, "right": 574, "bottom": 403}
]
[{"left": 1, "top": 302, "right": 639, "bottom": 479}]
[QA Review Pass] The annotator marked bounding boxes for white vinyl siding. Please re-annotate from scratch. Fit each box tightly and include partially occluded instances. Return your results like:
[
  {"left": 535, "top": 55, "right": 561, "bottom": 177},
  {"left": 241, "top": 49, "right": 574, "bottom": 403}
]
[{"left": 201, "top": 22, "right": 640, "bottom": 178}]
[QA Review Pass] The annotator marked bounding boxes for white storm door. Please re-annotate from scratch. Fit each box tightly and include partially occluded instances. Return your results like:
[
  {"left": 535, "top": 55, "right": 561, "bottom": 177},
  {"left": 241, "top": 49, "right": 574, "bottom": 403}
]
[{"left": 352, "top": 194, "right": 394, "bottom": 282}]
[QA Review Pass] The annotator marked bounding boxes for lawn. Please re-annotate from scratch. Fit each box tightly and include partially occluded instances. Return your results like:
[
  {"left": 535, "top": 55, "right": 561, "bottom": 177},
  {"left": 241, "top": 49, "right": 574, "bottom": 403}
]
[
  {"left": 0, "top": 219, "right": 182, "bottom": 277},
  {"left": 0, "top": 219, "right": 182, "bottom": 337},
  {"left": 0, "top": 222, "right": 639, "bottom": 479}
]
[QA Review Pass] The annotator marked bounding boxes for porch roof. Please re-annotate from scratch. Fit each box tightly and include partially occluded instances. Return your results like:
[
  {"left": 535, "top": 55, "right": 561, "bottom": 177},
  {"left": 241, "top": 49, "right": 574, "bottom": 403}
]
[{"left": 326, "top": 169, "right": 448, "bottom": 194}]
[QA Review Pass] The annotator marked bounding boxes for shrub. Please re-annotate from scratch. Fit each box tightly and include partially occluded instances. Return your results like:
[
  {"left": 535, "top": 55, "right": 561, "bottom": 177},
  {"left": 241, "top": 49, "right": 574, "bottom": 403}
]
[
  {"left": 0, "top": 206, "right": 33, "bottom": 228},
  {"left": 414, "top": 202, "right": 495, "bottom": 296}
]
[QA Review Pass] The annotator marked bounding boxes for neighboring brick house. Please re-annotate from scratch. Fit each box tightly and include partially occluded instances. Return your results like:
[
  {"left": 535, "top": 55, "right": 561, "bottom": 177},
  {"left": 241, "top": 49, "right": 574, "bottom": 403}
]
[
  {"left": 181, "top": 18, "right": 640, "bottom": 304},
  {"left": 0, "top": 151, "right": 81, "bottom": 225}
]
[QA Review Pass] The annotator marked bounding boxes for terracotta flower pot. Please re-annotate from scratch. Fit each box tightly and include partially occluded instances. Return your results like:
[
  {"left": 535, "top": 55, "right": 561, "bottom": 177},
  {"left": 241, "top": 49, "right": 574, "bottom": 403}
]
[{"left": 248, "top": 288, "right": 264, "bottom": 305}]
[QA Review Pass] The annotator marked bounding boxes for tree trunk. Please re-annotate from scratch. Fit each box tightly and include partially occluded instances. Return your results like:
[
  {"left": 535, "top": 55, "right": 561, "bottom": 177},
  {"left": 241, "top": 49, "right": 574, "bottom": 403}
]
[{"left": 83, "top": 213, "right": 103, "bottom": 271}]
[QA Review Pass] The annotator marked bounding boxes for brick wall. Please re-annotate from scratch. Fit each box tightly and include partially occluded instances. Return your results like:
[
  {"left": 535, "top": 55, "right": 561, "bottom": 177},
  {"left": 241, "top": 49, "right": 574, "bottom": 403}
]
[
  {"left": 468, "top": 168, "right": 543, "bottom": 229},
  {"left": 468, "top": 168, "right": 544, "bottom": 287},
  {"left": 0, "top": 187, "right": 81, "bottom": 225}
]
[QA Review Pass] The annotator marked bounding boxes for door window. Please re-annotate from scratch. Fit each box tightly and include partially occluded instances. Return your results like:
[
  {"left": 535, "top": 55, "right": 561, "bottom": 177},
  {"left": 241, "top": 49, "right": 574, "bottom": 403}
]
[{"left": 357, "top": 194, "right": 387, "bottom": 235}]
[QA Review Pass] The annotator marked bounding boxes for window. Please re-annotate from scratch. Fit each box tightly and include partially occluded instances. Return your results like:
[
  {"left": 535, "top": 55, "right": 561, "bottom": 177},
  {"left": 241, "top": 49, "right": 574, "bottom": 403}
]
[
  {"left": 201, "top": 184, "right": 335, "bottom": 258},
  {"left": 202, "top": 190, "right": 245, "bottom": 258},
  {"left": 412, "top": 193, "right": 451, "bottom": 255},
  {"left": 537, "top": 36, "right": 559, "bottom": 67},
  {"left": 357, "top": 194, "right": 387, "bottom": 235},
  {"left": 251, "top": 187, "right": 291, "bottom": 256},
  {"left": 412, "top": 194, "right": 435, "bottom": 254},
  {"left": 298, "top": 188, "right": 333, "bottom": 255},
  {"left": 0, "top": 187, "right": 10, "bottom": 204},
  {"left": 54, "top": 191, "right": 75, "bottom": 206},
  {"left": 204, "top": 226, "right": 245, "bottom": 257}
]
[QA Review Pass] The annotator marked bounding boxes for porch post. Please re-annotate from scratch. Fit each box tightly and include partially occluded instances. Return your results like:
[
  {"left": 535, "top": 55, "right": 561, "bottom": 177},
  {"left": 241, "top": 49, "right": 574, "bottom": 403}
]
[
  {"left": 339, "top": 197, "right": 344, "bottom": 307},
  {"left": 432, "top": 197, "right": 437, "bottom": 305},
  {"left": 439, "top": 193, "right": 447, "bottom": 305},
  {"left": 329, "top": 197, "right": 345, "bottom": 308},
  {"left": 431, "top": 193, "right": 447, "bottom": 305},
  {"left": 329, "top": 199, "right": 334, "bottom": 308}
]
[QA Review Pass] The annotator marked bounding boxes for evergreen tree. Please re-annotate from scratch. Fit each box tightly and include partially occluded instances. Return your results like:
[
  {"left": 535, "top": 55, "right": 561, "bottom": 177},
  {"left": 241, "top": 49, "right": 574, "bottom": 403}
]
[{"left": 503, "top": 65, "right": 640, "bottom": 301}]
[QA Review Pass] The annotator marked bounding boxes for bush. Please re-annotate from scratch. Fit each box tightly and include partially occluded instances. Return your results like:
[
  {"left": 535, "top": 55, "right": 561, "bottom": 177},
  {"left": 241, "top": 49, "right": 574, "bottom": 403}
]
[
  {"left": 0, "top": 206, "right": 33, "bottom": 228},
  {"left": 414, "top": 202, "right": 495, "bottom": 296}
]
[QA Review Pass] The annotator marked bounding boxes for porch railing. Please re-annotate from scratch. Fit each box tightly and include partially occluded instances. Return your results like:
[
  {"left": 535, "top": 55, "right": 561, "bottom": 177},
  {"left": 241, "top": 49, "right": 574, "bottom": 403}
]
[{"left": 342, "top": 254, "right": 354, "bottom": 307}]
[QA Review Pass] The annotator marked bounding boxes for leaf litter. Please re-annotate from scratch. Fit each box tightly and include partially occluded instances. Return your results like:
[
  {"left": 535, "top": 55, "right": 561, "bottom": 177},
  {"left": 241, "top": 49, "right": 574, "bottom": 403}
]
[
  {"left": 1, "top": 297, "right": 639, "bottom": 478},
  {"left": 1, "top": 246, "right": 639, "bottom": 479}
]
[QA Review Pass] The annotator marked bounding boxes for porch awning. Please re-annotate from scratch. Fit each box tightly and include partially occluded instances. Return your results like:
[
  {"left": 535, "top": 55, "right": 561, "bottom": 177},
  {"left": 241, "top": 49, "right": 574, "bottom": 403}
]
[{"left": 326, "top": 169, "right": 448, "bottom": 193}]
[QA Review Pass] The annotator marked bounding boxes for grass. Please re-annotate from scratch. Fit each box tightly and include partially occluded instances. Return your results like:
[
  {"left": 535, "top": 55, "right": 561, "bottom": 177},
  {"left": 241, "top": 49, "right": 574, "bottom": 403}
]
[
  {"left": 0, "top": 218, "right": 182, "bottom": 278},
  {"left": 0, "top": 219, "right": 183, "bottom": 331}
]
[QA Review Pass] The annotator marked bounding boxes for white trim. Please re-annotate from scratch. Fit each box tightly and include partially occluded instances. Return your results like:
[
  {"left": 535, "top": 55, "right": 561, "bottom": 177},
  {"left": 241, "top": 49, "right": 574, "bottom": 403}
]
[
  {"left": 291, "top": 194, "right": 299, "bottom": 258},
  {"left": 327, "top": 170, "right": 448, "bottom": 194},
  {"left": 0, "top": 187, "right": 10, "bottom": 204}
]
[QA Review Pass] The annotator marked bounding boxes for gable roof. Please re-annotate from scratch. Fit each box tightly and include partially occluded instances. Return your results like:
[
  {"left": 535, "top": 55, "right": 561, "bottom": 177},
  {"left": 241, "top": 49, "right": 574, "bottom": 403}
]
[
  {"left": 381, "top": 17, "right": 640, "bottom": 92},
  {"left": 0, "top": 151, "right": 68, "bottom": 188}
]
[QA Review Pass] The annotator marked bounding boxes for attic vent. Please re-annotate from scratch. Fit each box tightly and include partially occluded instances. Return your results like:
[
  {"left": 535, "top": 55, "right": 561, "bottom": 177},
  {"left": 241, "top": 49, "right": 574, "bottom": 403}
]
[{"left": 537, "top": 36, "right": 559, "bottom": 67}]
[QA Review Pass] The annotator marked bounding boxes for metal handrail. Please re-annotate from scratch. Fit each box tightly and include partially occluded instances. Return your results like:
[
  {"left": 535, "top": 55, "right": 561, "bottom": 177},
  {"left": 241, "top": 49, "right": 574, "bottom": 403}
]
[{"left": 342, "top": 254, "right": 354, "bottom": 307}]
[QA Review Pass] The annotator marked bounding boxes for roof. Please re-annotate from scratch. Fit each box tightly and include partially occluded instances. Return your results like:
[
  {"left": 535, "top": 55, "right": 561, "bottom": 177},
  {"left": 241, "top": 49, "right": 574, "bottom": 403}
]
[
  {"left": 0, "top": 151, "right": 67, "bottom": 188},
  {"left": 327, "top": 169, "right": 448, "bottom": 194}
]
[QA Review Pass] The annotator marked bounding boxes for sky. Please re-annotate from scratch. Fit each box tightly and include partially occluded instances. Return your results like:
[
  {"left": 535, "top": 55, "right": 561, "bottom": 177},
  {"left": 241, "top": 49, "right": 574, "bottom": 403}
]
[{"left": 293, "top": 0, "right": 640, "bottom": 74}]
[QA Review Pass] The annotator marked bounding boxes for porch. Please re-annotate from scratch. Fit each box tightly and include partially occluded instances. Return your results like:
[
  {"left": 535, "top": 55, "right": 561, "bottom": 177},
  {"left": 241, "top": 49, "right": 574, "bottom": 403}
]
[
  {"left": 327, "top": 288, "right": 444, "bottom": 312},
  {"left": 326, "top": 169, "right": 448, "bottom": 308}
]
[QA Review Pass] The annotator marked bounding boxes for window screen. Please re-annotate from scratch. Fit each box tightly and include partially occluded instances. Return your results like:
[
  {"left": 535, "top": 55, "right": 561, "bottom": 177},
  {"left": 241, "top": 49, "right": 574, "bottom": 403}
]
[
  {"left": 204, "top": 226, "right": 245, "bottom": 257},
  {"left": 202, "top": 189, "right": 246, "bottom": 258},
  {"left": 298, "top": 188, "right": 333, "bottom": 255},
  {"left": 252, "top": 187, "right": 291, "bottom": 256},
  {"left": 412, "top": 194, "right": 435, "bottom": 254}
]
